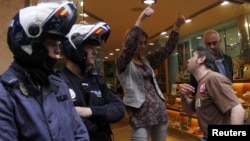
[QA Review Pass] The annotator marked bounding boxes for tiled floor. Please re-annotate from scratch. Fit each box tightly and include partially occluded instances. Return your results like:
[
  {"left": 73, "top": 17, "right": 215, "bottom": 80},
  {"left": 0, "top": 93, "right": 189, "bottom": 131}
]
[{"left": 111, "top": 114, "right": 198, "bottom": 141}]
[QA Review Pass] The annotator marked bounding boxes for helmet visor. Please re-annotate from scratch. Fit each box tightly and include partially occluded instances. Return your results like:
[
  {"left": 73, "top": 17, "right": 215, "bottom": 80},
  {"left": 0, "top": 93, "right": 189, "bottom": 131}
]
[{"left": 42, "top": 1, "right": 77, "bottom": 38}]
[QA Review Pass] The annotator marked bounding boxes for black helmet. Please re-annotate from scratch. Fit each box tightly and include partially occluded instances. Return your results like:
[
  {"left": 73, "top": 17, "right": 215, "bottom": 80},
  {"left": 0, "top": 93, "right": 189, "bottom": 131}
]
[
  {"left": 60, "top": 22, "right": 111, "bottom": 70},
  {"left": 7, "top": 0, "right": 77, "bottom": 65}
]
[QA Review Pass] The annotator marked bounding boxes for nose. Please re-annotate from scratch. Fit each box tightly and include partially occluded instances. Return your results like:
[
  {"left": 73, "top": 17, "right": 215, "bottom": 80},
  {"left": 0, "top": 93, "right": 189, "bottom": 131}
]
[
  {"left": 207, "top": 45, "right": 215, "bottom": 50},
  {"left": 206, "top": 41, "right": 218, "bottom": 48},
  {"left": 93, "top": 47, "right": 97, "bottom": 55},
  {"left": 56, "top": 42, "right": 60, "bottom": 48}
]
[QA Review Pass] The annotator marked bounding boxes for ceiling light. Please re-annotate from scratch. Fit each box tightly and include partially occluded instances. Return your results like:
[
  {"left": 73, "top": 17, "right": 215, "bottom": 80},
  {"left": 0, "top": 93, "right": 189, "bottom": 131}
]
[
  {"left": 80, "top": 0, "right": 84, "bottom": 7},
  {"left": 149, "top": 42, "right": 154, "bottom": 46},
  {"left": 79, "top": 13, "right": 88, "bottom": 17},
  {"left": 221, "top": 1, "right": 229, "bottom": 5},
  {"left": 185, "top": 19, "right": 192, "bottom": 23},
  {"left": 142, "top": 0, "right": 157, "bottom": 5},
  {"left": 160, "top": 31, "right": 167, "bottom": 35},
  {"left": 83, "top": 13, "right": 88, "bottom": 17}
]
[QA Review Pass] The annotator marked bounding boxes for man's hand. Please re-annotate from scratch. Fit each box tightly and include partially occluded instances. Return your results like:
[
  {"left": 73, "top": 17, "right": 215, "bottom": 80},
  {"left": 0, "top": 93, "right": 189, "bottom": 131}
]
[
  {"left": 180, "top": 83, "right": 195, "bottom": 96},
  {"left": 75, "top": 106, "right": 92, "bottom": 118}
]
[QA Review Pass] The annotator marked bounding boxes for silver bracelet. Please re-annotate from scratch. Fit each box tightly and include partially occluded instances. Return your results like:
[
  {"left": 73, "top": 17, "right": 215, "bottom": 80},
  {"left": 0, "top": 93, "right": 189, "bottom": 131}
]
[{"left": 173, "top": 24, "right": 180, "bottom": 33}]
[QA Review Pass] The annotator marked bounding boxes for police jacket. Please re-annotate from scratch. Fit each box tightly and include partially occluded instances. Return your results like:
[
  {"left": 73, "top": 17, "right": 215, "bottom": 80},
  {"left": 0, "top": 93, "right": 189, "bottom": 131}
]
[
  {"left": 58, "top": 67, "right": 126, "bottom": 141},
  {"left": 0, "top": 62, "right": 89, "bottom": 141}
]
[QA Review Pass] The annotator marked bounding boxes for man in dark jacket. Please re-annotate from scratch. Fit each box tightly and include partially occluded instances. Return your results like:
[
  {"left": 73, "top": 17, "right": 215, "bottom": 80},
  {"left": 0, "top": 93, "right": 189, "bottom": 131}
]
[
  {"left": 58, "top": 22, "right": 126, "bottom": 141},
  {"left": 190, "top": 30, "right": 233, "bottom": 89}
]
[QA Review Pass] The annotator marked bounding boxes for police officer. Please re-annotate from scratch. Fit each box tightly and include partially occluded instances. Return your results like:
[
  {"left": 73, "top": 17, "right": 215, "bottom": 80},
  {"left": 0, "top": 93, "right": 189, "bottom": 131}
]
[
  {"left": 58, "top": 22, "right": 126, "bottom": 141},
  {"left": 0, "top": 1, "right": 89, "bottom": 140}
]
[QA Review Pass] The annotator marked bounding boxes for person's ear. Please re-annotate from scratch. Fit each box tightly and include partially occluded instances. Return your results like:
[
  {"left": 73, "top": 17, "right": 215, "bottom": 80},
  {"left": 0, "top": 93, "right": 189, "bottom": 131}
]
[{"left": 197, "top": 56, "right": 206, "bottom": 64}]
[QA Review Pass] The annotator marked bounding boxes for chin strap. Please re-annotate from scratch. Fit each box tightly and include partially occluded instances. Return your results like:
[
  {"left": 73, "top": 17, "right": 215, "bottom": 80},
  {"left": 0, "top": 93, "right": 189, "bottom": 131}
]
[{"left": 26, "top": 56, "right": 57, "bottom": 86}]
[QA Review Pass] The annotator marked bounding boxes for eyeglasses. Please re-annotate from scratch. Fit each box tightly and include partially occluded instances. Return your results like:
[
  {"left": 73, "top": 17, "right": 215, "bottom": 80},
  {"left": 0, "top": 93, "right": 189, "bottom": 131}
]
[{"left": 206, "top": 41, "right": 219, "bottom": 46}]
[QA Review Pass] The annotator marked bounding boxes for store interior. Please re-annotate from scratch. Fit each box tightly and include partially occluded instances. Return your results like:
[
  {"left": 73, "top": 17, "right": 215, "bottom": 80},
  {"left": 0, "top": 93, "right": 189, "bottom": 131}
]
[{"left": 1, "top": 0, "right": 250, "bottom": 140}]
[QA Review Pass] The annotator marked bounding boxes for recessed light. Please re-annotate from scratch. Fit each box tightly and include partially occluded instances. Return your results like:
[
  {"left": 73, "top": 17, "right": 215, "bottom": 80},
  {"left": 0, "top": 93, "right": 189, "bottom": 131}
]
[
  {"left": 142, "top": 0, "right": 157, "bottom": 5},
  {"left": 79, "top": 13, "right": 88, "bottom": 17},
  {"left": 221, "top": 1, "right": 229, "bottom": 5},
  {"left": 80, "top": 0, "right": 84, "bottom": 7},
  {"left": 185, "top": 19, "right": 192, "bottom": 23},
  {"left": 161, "top": 31, "right": 167, "bottom": 35}
]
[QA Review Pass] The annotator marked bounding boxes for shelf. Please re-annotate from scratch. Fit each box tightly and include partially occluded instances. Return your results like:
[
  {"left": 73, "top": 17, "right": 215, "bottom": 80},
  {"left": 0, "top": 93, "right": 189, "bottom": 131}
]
[
  {"left": 175, "top": 81, "right": 189, "bottom": 84},
  {"left": 166, "top": 105, "right": 182, "bottom": 111},
  {"left": 242, "top": 103, "right": 250, "bottom": 108},
  {"left": 233, "top": 79, "right": 250, "bottom": 83},
  {"left": 168, "top": 126, "right": 202, "bottom": 141},
  {"left": 176, "top": 80, "right": 250, "bottom": 83},
  {"left": 167, "top": 81, "right": 250, "bottom": 140},
  {"left": 167, "top": 108, "right": 202, "bottom": 140},
  {"left": 180, "top": 111, "right": 197, "bottom": 119}
]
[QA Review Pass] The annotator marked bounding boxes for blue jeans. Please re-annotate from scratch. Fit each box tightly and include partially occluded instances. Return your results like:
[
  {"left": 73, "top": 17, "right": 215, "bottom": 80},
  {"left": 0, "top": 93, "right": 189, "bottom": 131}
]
[{"left": 130, "top": 122, "right": 167, "bottom": 141}]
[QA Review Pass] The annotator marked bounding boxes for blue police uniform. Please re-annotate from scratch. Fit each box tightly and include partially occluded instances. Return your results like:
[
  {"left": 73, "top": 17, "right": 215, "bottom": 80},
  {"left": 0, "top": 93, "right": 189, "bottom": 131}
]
[
  {"left": 58, "top": 67, "right": 126, "bottom": 141},
  {"left": 0, "top": 62, "right": 89, "bottom": 141}
]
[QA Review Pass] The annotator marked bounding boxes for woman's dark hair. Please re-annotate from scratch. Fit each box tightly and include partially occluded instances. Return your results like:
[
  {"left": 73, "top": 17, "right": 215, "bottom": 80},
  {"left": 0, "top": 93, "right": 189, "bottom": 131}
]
[
  {"left": 122, "top": 28, "right": 148, "bottom": 46},
  {"left": 140, "top": 29, "right": 148, "bottom": 42}
]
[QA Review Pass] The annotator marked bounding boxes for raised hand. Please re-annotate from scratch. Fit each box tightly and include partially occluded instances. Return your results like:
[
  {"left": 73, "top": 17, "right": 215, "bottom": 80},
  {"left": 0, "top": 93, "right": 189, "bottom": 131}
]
[
  {"left": 135, "top": 6, "right": 154, "bottom": 27},
  {"left": 139, "top": 6, "right": 154, "bottom": 20},
  {"left": 175, "top": 12, "right": 186, "bottom": 27}
]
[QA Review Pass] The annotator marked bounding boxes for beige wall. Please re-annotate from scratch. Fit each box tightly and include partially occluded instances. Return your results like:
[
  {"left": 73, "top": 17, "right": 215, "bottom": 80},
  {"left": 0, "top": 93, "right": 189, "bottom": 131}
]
[{"left": 0, "top": 0, "right": 25, "bottom": 73}]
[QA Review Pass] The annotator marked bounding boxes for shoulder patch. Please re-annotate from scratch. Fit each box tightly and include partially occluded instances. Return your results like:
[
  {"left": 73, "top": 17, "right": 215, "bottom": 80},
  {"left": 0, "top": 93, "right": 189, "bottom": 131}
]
[
  {"left": 69, "top": 88, "right": 76, "bottom": 101},
  {"left": 19, "top": 82, "right": 29, "bottom": 96}
]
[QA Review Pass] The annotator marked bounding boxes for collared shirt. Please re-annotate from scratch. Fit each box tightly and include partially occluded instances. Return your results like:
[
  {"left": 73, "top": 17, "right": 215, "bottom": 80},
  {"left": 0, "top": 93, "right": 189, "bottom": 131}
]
[{"left": 215, "top": 51, "right": 226, "bottom": 77}]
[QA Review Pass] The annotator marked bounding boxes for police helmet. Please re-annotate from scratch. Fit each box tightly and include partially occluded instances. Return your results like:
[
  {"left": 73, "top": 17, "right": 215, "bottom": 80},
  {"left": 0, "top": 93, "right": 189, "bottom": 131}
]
[
  {"left": 60, "top": 22, "right": 111, "bottom": 68},
  {"left": 7, "top": 0, "right": 77, "bottom": 65}
]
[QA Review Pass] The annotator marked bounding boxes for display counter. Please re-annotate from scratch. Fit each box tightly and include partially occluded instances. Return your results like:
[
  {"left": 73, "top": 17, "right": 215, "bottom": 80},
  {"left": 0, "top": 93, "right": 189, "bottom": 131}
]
[{"left": 166, "top": 81, "right": 250, "bottom": 140}]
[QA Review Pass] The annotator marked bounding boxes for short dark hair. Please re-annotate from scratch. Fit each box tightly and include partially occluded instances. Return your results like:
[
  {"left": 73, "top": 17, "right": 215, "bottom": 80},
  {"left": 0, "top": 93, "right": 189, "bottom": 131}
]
[{"left": 193, "top": 47, "right": 215, "bottom": 70}]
